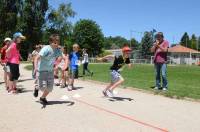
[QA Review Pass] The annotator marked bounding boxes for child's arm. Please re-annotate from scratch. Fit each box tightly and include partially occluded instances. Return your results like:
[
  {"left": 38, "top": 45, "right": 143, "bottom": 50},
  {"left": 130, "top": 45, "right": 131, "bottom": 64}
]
[
  {"left": 97, "top": 55, "right": 115, "bottom": 61},
  {"left": 125, "top": 58, "right": 133, "bottom": 69},
  {"left": 34, "top": 54, "right": 41, "bottom": 73},
  {"left": 127, "top": 63, "right": 133, "bottom": 69}
]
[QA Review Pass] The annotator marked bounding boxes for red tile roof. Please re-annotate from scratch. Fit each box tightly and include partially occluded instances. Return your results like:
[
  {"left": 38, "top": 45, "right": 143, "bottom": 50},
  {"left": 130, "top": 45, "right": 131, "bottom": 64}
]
[{"left": 168, "top": 45, "right": 200, "bottom": 53}]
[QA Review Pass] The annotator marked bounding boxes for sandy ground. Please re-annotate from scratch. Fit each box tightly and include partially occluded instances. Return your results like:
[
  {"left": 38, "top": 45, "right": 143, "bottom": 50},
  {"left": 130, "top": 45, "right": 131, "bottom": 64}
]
[{"left": 0, "top": 64, "right": 200, "bottom": 132}]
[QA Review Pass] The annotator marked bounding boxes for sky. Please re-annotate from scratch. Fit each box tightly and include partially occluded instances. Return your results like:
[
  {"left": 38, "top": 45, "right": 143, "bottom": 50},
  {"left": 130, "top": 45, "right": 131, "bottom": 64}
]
[{"left": 49, "top": 0, "right": 200, "bottom": 44}]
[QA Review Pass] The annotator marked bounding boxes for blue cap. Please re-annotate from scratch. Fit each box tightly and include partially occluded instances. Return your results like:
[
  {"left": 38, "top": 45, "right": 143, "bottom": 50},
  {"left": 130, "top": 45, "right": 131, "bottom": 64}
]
[{"left": 13, "top": 32, "right": 26, "bottom": 39}]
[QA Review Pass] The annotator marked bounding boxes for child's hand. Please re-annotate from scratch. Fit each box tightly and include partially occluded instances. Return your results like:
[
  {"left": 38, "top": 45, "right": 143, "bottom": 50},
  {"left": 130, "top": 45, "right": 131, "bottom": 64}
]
[
  {"left": 97, "top": 58, "right": 102, "bottom": 61},
  {"left": 128, "top": 64, "right": 133, "bottom": 69}
]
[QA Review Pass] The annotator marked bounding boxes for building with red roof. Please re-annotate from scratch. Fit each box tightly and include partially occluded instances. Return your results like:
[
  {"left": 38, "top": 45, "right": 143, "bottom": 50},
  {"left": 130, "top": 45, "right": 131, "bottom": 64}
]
[{"left": 168, "top": 45, "right": 200, "bottom": 65}]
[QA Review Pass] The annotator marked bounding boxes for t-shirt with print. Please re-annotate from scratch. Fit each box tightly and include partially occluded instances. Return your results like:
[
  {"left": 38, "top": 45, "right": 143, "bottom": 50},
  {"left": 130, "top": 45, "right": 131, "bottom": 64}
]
[
  {"left": 82, "top": 53, "right": 89, "bottom": 64},
  {"left": 69, "top": 52, "right": 80, "bottom": 70},
  {"left": 7, "top": 42, "right": 20, "bottom": 64},
  {"left": 154, "top": 40, "right": 169, "bottom": 64},
  {"left": 38, "top": 45, "right": 62, "bottom": 72},
  {"left": 110, "top": 55, "right": 130, "bottom": 71}
]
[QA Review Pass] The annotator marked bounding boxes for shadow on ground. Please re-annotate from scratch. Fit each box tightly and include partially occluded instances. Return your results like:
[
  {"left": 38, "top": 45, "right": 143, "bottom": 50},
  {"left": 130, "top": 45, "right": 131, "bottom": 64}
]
[
  {"left": 108, "top": 97, "right": 134, "bottom": 102},
  {"left": 36, "top": 101, "right": 75, "bottom": 109}
]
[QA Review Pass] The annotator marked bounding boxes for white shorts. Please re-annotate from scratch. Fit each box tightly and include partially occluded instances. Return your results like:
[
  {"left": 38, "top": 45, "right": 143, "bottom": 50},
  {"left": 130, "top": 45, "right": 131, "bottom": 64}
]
[
  {"left": 110, "top": 70, "right": 122, "bottom": 83},
  {"left": 3, "top": 65, "right": 10, "bottom": 73}
]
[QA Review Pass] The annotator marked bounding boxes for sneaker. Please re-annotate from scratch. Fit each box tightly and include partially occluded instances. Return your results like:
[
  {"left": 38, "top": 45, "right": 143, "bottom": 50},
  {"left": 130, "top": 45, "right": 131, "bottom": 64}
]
[
  {"left": 91, "top": 72, "right": 94, "bottom": 77},
  {"left": 40, "top": 97, "right": 48, "bottom": 104},
  {"left": 102, "top": 90, "right": 108, "bottom": 97},
  {"left": 107, "top": 90, "right": 114, "bottom": 98},
  {"left": 33, "top": 88, "right": 39, "bottom": 97},
  {"left": 68, "top": 85, "right": 73, "bottom": 91},
  {"left": 55, "top": 83, "right": 60, "bottom": 86},
  {"left": 8, "top": 91, "right": 12, "bottom": 95},
  {"left": 154, "top": 87, "right": 159, "bottom": 90},
  {"left": 163, "top": 88, "right": 168, "bottom": 91},
  {"left": 60, "top": 84, "right": 66, "bottom": 88}
]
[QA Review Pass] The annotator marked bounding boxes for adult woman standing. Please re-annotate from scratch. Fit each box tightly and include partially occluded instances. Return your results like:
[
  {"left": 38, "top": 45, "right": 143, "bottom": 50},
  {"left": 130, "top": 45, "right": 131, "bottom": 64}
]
[{"left": 6, "top": 32, "right": 25, "bottom": 94}]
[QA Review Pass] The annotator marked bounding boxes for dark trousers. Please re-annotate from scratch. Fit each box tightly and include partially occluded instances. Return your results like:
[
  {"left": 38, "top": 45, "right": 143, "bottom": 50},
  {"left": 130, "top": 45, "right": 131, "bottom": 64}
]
[{"left": 83, "top": 63, "right": 91, "bottom": 75}]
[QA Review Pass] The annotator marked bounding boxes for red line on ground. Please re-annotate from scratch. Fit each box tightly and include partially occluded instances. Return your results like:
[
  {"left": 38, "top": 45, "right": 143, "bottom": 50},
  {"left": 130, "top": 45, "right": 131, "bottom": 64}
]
[{"left": 74, "top": 98, "right": 169, "bottom": 132}]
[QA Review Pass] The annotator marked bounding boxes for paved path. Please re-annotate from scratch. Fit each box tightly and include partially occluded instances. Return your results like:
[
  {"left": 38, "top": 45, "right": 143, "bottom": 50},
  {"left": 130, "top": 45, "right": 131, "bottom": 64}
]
[{"left": 0, "top": 64, "right": 200, "bottom": 132}]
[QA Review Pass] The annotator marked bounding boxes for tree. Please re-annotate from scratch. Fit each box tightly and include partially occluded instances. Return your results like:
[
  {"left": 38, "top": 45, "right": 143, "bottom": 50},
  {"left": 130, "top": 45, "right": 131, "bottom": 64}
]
[
  {"left": 103, "top": 36, "right": 113, "bottom": 49},
  {"left": 103, "top": 36, "right": 137, "bottom": 50},
  {"left": 180, "top": 32, "right": 190, "bottom": 47},
  {"left": 190, "top": 34, "right": 197, "bottom": 50},
  {"left": 198, "top": 37, "right": 200, "bottom": 51},
  {"left": 0, "top": 0, "right": 22, "bottom": 44},
  {"left": 140, "top": 31, "right": 154, "bottom": 59},
  {"left": 130, "top": 38, "right": 139, "bottom": 50},
  {"left": 46, "top": 3, "right": 76, "bottom": 46},
  {"left": 73, "top": 19, "right": 104, "bottom": 56},
  {"left": 23, "top": 0, "right": 48, "bottom": 47}
]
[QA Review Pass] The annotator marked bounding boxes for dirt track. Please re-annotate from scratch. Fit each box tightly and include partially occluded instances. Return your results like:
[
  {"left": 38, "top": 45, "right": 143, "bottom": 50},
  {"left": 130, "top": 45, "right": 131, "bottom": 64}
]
[{"left": 0, "top": 64, "right": 200, "bottom": 132}]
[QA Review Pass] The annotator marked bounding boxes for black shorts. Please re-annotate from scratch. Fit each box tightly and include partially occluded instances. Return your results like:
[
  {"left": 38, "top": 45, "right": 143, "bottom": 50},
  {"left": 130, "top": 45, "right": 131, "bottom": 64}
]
[{"left": 7, "top": 62, "right": 20, "bottom": 81}]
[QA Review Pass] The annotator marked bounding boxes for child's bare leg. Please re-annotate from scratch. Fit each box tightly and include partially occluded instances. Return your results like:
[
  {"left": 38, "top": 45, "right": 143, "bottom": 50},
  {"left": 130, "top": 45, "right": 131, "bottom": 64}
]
[
  {"left": 104, "top": 83, "right": 114, "bottom": 91},
  {"left": 8, "top": 81, "right": 14, "bottom": 92},
  {"left": 65, "top": 71, "right": 69, "bottom": 85},
  {"left": 109, "top": 77, "right": 124, "bottom": 91},
  {"left": 61, "top": 70, "right": 65, "bottom": 85},
  {"left": 41, "top": 89, "right": 49, "bottom": 98},
  {"left": 4, "top": 71, "right": 8, "bottom": 88}
]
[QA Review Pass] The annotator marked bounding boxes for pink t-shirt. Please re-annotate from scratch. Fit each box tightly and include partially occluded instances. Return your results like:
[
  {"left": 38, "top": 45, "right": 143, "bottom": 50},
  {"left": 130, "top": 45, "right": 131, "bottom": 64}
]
[
  {"left": 7, "top": 42, "right": 20, "bottom": 64},
  {"left": 154, "top": 40, "right": 169, "bottom": 64}
]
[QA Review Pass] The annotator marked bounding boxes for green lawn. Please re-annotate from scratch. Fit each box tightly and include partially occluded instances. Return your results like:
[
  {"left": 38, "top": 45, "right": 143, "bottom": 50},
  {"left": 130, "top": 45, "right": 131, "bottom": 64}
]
[
  {"left": 81, "top": 64, "right": 200, "bottom": 100},
  {"left": 24, "top": 64, "right": 200, "bottom": 100}
]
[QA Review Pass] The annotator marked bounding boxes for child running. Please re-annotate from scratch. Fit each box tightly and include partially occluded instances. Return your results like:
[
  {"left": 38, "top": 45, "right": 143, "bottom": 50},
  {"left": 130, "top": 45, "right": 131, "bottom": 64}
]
[
  {"left": 34, "top": 34, "right": 62, "bottom": 104},
  {"left": 0, "top": 38, "right": 12, "bottom": 90},
  {"left": 55, "top": 46, "right": 69, "bottom": 88},
  {"left": 6, "top": 32, "right": 26, "bottom": 94},
  {"left": 68, "top": 44, "right": 81, "bottom": 91},
  {"left": 98, "top": 45, "right": 132, "bottom": 97}
]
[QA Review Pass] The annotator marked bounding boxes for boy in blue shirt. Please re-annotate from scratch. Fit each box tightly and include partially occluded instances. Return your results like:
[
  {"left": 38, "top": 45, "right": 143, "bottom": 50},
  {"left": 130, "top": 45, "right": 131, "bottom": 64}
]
[
  {"left": 68, "top": 44, "right": 80, "bottom": 91},
  {"left": 34, "top": 34, "right": 62, "bottom": 104}
]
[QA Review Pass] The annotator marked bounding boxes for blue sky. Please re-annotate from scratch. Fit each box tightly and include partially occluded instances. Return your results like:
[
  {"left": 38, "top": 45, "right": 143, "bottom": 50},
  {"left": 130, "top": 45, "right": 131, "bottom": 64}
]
[{"left": 49, "top": 0, "right": 200, "bottom": 44}]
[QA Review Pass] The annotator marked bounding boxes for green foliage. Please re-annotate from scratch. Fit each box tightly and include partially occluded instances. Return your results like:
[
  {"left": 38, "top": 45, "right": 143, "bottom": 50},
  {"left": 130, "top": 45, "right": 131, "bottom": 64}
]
[
  {"left": 0, "top": 0, "right": 21, "bottom": 44},
  {"left": 99, "top": 50, "right": 112, "bottom": 57},
  {"left": 130, "top": 38, "right": 139, "bottom": 50},
  {"left": 23, "top": 0, "right": 48, "bottom": 45},
  {"left": 0, "top": 0, "right": 48, "bottom": 59},
  {"left": 73, "top": 19, "right": 104, "bottom": 56},
  {"left": 180, "top": 32, "right": 190, "bottom": 48},
  {"left": 82, "top": 64, "right": 200, "bottom": 99},
  {"left": 190, "top": 34, "right": 197, "bottom": 50},
  {"left": 198, "top": 37, "right": 200, "bottom": 51},
  {"left": 140, "top": 31, "right": 153, "bottom": 59},
  {"left": 103, "top": 36, "right": 139, "bottom": 50},
  {"left": 46, "top": 3, "right": 76, "bottom": 46}
]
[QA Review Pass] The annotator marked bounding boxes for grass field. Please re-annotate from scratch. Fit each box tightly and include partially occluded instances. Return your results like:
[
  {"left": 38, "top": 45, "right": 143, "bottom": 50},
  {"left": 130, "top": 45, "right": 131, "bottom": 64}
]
[{"left": 24, "top": 63, "right": 200, "bottom": 100}]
